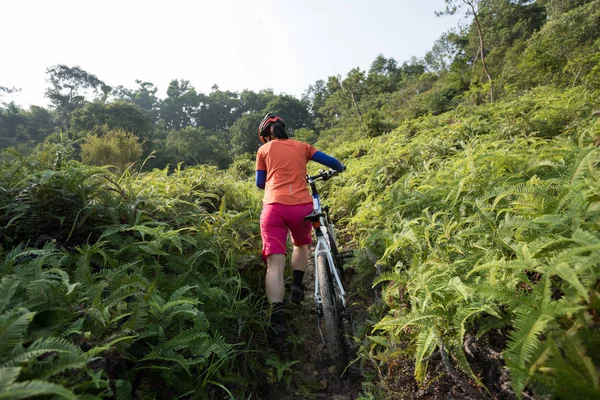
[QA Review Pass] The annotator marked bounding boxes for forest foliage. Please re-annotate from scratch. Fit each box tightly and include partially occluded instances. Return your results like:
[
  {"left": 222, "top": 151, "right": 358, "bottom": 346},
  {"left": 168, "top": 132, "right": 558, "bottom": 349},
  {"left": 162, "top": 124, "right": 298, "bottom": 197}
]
[{"left": 1, "top": 0, "right": 600, "bottom": 398}]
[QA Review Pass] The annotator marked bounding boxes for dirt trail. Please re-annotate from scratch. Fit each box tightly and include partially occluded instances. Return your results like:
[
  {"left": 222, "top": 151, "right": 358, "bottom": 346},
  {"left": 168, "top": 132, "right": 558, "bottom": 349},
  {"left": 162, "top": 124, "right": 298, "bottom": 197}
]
[{"left": 260, "top": 247, "right": 364, "bottom": 400}]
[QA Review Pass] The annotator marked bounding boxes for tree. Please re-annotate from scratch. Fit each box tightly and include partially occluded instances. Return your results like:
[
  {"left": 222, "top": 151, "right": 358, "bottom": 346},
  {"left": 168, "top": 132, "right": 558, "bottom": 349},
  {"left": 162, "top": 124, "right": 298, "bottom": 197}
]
[
  {"left": 24, "top": 106, "right": 56, "bottom": 143},
  {"left": 303, "top": 80, "right": 327, "bottom": 117},
  {"left": 399, "top": 57, "right": 426, "bottom": 78},
  {"left": 438, "top": 0, "right": 495, "bottom": 102},
  {"left": 0, "top": 86, "right": 20, "bottom": 106},
  {"left": 239, "top": 89, "right": 276, "bottom": 115},
  {"left": 165, "top": 126, "right": 231, "bottom": 168},
  {"left": 196, "top": 88, "right": 241, "bottom": 131},
  {"left": 131, "top": 80, "right": 160, "bottom": 115},
  {"left": 314, "top": 75, "right": 350, "bottom": 130},
  {"left": 0, "top": 102, "right": 26, "bottom": 148},
  {"left": 367, "top": 55, "right": 401, "bottom": 92},
  {"left": 517, "top": 0, "right": 600, "bottom": 89},
  {"left": 80, "top": 129, "right": 142, "bottom": 173},
  {"left": 341, "top": 68, "right": 368, "bottom": 121},
  {"left": 45, "top": 65, "right": 110, "bottom": 129},
  {"left": 293, "top": 128, "right": 318, "bottom": 144},
  {"left": 70, "top": 101, "right": 152, "bottom": 139},
  {"left": 262, "top": 95, "right": 311, "bottom": 132},
  {"left": 424, "top": 32, "right": 465, "bottom": 74},
  {"left": 159, "top": 79, "right": 199, "bottom": 130},
  {"left": 229, "top": 113, "right": 264, "bottom": 157},
  {"left": 112, "top": 80, "right": 160, "bottom": 123},
  {"left": 540, "top": 0, "right": 593, "bottom": 18}
]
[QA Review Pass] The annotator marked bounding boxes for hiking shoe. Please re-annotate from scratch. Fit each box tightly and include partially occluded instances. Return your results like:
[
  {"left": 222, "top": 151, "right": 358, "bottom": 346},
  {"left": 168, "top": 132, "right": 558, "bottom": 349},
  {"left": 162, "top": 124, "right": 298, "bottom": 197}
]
[
  {"left": 268, "top": 322, "right": 286, "bottom": 346},
  {"left": 290, "top": 284, "right": 305, "bottom": 304}
]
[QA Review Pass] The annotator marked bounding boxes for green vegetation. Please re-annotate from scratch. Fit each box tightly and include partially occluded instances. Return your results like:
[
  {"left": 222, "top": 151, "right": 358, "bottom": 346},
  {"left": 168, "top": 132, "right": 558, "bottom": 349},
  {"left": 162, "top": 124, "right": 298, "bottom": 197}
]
[
  {"left": 2, "top": 0, "right": 600, "bottom": 398},
  {"left": 0, "top": 157, "right": 267, "bottom": 398},
  {"left": 338, "top": 86, "right": 600, "bottom": 398}
]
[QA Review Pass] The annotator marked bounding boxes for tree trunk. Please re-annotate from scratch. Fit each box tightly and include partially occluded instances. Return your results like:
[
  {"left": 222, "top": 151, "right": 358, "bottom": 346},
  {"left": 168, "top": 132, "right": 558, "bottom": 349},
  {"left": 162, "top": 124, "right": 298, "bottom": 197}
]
[
  {"left": 465, "top": 0, "right": 494, "bottom": 102},
  {"left": 341, "top": 82, "right": 368, "bottom": 133},
  {"left": 342, "top": 82, "right": 363, "bottom": 120}
]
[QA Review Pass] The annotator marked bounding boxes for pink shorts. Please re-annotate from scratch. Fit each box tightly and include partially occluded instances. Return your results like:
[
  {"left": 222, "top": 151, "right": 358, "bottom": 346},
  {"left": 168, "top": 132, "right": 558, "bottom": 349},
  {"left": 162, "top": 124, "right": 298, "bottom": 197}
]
[{"left": 260, "top": 202, "right": 314, "bottom": 261}]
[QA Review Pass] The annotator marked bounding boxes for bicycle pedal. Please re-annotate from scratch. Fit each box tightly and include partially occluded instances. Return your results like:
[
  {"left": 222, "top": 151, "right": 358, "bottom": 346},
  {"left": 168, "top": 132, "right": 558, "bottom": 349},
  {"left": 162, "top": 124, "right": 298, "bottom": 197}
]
[{"left": 310, "top": 307, "right": 322, "bottom": 317}]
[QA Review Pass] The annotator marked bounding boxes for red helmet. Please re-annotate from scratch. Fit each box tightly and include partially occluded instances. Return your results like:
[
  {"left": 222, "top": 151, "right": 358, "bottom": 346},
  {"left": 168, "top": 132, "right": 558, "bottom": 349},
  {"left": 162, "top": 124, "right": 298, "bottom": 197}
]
[{"left": 258, "top": 113, "right": 285, "bottom": 143}]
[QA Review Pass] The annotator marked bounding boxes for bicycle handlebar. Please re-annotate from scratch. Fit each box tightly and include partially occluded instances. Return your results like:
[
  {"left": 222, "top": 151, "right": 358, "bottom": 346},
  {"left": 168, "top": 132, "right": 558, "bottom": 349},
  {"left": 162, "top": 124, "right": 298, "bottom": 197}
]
[{"left": 307, "top": 169, "right": 340, "bottom": 182}]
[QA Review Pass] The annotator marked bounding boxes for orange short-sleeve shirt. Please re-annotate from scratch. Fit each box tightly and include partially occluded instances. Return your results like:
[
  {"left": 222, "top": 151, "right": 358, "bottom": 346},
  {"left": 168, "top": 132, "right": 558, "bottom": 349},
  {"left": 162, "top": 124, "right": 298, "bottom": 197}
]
[{"left": 256, "top": 139, "right": 318, "bottom": 205}]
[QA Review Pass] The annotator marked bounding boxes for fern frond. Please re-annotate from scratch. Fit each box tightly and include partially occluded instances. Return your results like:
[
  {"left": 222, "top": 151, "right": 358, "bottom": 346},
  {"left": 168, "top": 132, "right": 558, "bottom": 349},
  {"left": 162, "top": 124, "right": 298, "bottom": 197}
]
[
  {"left": 25, "top": 351, "right": 88, "bottom": 381},
  {"left": 451, "top": 305, "right": 500, "bottom": 388},
  {"left": 475, "top": 283, "right": 523, "bottom": 307},
  {"left": 139, "top": 353, "right": 192, "bottom": 375},
  {"left": 467, "top": 258, "right": 532, "bottom": 278},
  {"left": 413, "top": 326, "right": 438, "bottom": 384},
  {"left": 0, "top": 308, "right": 35, "bottom": 355},
  {"left": 545, "top": 260, "right": 589, "bottom": 300},
  {"left": 125, "top": 299, "right": 149, "bottom": 331},
  {"left": 374, "top": 312, "right": 437, "bottom": 336},
  {"left": 0, "top": 277, "right": 20, "bottom": 314},
  {"left": 196, "top": 332, "right": 232, "bottom": 361},
  {"left": 568, "top": 148, "right": 597, "bottom": 185},
  {"left": 562, "top": 325, "right": 599, "bottom": 391},
  {"left": 0, "top": 367, "right": 21, "bottom": 388},
  {"left": 504, "top": 276, "right": 571, "bottom": 381},
  {"left": 40, "top": 268, "right": 79, "bottom": 295},
  {"left": 87, "top": 334, "right": 138, "bottom": 357},
  {"left": 372, "top": 271, "right": 404, "bottom": 287},
  {"left": 161, "top": 329, "right": 209, "bottom": 354},
  {"left": 4, "top": 337, "right": 83, "bottom": 368},
  {"left": 0, "top": 379, "right": 78, "bottom": 400},
  {"left": 169, "top": 285, "right": 197, "bottom": 301}
]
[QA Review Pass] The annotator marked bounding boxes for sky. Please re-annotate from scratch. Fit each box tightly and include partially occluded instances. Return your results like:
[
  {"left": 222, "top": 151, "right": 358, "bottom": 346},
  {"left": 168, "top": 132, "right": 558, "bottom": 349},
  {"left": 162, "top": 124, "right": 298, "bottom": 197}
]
[{"left": 1, "top": 0, "right": 463, "bottom": 108}]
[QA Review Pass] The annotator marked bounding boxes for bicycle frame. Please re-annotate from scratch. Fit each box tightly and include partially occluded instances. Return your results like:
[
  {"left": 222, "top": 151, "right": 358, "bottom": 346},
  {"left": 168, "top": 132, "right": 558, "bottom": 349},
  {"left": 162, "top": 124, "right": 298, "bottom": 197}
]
[{"left": 306, "top": 171, "right": 348, "bottom": 314}]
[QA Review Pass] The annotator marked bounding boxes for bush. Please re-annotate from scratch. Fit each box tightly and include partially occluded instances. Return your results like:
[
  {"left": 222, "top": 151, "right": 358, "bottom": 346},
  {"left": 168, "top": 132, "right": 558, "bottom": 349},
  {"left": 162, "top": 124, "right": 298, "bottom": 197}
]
[{"left": 80, "top": 128, "right": 143, "bottom": 173}]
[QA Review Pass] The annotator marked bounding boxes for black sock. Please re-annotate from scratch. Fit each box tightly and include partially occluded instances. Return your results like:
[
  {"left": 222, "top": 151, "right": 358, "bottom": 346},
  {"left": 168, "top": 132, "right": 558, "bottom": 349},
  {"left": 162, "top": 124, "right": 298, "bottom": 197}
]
[
  {"left": 270, "top": 302, "right": 285, "bottom": 326},
  {"left": 293, "top": 270, "right": 305, "bottom": 287}
]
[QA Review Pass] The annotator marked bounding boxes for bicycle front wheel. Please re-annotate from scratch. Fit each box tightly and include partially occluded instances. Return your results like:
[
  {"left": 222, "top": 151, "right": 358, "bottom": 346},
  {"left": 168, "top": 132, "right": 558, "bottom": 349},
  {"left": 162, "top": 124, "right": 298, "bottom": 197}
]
[{"left": 316, "top": 252, "right": 348, "bottom": 375}]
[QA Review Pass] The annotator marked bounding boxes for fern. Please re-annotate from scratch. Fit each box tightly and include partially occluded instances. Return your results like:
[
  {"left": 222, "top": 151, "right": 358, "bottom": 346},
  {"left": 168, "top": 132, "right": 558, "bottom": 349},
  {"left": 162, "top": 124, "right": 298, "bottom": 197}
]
[
  {"left": 0, "top": 277, "right": 19, "bottom": 314},
  {"left": 0, "top": 308, "right": 35, "bottom": 355},
  {"left": 0, "top": 367, "right": 21, "bottom": 388},
  {"left": 413, "top": 326, "right": 438, "bottom": 384},
  {"left": 504, "top": 275, "right": 587, "bottom": 397},
  {"left": 3, "top": 337, "right": 83, "bottom": 368},
  {"left": 0, "top": 379, "right": 78, "bottom": 400}
]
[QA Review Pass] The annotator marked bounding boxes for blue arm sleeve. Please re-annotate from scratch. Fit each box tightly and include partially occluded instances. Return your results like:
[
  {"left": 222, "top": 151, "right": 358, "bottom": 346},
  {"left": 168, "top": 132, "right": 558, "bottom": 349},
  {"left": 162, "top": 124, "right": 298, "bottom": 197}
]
[
  {"left": 255, "top": 170, "right": 266, "bottom": 189},
  {"left": 310, "top": 151, "right": 345, "bottom": 172}
]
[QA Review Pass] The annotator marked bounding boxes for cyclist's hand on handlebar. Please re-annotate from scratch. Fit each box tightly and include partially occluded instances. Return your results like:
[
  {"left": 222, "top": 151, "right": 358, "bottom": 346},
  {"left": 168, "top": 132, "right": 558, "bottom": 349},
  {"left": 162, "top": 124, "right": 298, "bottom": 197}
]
[{"left": 317, "top": 169, "right": 338, "bottom": 180}]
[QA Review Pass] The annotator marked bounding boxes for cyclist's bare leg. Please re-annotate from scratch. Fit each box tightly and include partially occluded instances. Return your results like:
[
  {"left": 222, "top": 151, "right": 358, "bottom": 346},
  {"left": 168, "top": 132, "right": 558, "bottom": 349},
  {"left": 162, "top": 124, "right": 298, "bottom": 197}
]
[
  {"left": 291, "top": 244, "right": 308, "bottom": 272},
  {"left": 266, "top": 254, "right": 286, "bottom": 303}
]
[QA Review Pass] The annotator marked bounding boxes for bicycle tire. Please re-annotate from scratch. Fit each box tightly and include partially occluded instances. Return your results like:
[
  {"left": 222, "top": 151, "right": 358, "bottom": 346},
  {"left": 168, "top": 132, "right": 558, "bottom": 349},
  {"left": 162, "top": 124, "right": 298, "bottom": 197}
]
[{"left": 316, "top": 252, "right": 348, "bottom": 375}]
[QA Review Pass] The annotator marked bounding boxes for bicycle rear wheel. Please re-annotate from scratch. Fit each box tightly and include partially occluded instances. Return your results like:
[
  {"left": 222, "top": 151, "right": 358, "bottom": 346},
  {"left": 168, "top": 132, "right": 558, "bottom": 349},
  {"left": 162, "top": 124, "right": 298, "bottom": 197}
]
[{"left": 316, "top": 252, "right": 348, "bottom": 375}]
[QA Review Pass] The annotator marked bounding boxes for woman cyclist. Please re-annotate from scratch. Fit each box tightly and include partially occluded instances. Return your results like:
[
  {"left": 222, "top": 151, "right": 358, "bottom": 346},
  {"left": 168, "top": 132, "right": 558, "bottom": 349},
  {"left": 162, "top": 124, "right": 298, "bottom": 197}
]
[{"left": 255, "top": 113, "right": 345, "bottom": 345}]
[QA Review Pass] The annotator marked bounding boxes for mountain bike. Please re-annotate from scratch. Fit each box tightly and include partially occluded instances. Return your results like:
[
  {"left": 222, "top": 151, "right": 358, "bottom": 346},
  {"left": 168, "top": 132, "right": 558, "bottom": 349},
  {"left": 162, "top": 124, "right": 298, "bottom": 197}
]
[{"left": 304, "top": 169, "right": 353, "bottom": 375}]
